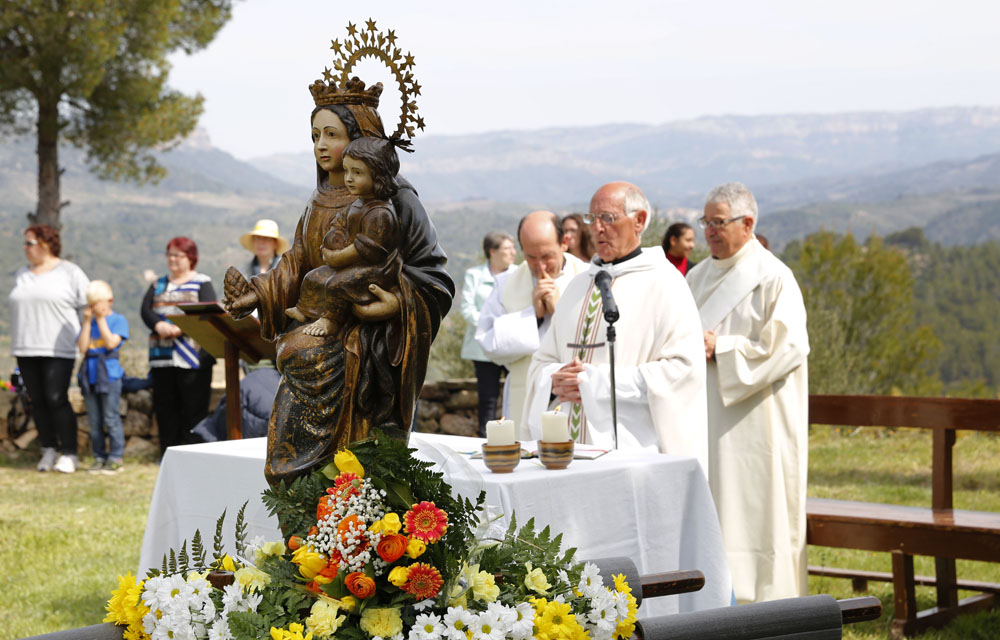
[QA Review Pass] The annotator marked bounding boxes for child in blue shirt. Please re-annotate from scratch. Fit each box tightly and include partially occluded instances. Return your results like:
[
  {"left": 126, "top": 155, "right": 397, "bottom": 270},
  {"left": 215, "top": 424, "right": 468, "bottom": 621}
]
[{"left": 76, "top": 280, "right": 130, "bottom": 473}]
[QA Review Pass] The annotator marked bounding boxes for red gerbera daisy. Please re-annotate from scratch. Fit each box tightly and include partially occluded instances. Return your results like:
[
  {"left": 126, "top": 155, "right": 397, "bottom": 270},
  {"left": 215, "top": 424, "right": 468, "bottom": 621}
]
[
  {"left": 332, "top": 473, "right": 362, "bottom": 501},
  {"left": 403, "top": 501, "right": 449, "bottom": 543},
  {"left": 403, "top": 563, "right": 444, "bottom": 600}
]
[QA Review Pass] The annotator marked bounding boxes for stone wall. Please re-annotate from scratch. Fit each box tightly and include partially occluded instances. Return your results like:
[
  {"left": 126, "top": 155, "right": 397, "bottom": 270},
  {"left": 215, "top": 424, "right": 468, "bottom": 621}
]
[
  {"left": 414, "top": 378, "right": 481, "bottom": 437},
  {"left": 0, "top": 380, "right": 481, "bottom": 457}
]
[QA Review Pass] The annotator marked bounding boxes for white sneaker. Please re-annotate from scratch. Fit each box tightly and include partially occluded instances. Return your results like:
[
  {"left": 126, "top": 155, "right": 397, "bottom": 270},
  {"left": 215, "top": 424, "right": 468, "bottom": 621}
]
[
  {"left": 53, "top": 454, "right": 78, "bottom": 473},
  {"left": 37, "top": 447, "right": 59, "bottom": 472}
]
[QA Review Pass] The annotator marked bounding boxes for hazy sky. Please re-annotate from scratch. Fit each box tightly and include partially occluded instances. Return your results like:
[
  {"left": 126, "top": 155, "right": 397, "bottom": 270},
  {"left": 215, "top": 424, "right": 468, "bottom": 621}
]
[{"left": 166, "top": 0, "right": 1000, "bottom": 160}]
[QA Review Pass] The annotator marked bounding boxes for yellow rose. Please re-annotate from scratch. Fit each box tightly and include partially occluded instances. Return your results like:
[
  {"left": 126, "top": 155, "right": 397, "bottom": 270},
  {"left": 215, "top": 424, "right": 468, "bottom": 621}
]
[
  {"left": 388, "top": 566, "right": 410, "bottom": 587},
  {"left": 292, "top": 546, "right": 328, "bottom": 580},
  {"left": 359, "top": 607, "right": 403, "bottom": 638},
  {"left": 235, "top": 566, "right": 271, "bottom": 592},
  {"left": 524, "top": 562, "right": 550, "bottom": 594},
  {"left": 305, "top": 599, "right": 347, "bottom": 638},
  {"left": 339, "top": 596, "right": 357, "bottom": 612},
  {"left": 405, "top": 537, "right": 426, "bottom": 559},
  {"left": 380, "top": 512, "right": 402, "bottom": 535},
  {"left": 472, "top": 570, "right": 500, "bottom": 603},
  {"left": 334, "top": 449, "right": 365, "bottom": 478}
]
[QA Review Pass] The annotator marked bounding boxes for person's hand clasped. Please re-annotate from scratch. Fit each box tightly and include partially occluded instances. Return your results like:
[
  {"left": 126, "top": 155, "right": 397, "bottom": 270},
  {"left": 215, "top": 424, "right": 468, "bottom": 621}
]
[
  {"left": 551, "top": 357, "right": 585, "bottom": 404},
  {"left": 155, "top": 320, "right": 182, "bottom": 339},
  {"left": 704, "top": 330, "right": 717, "bottom": 361},
  {"left": 353, "top": 284, "right": 400, "bottom": 321},
  {"left": 532, "top": 267, "right": 557, "bottom": 319}
]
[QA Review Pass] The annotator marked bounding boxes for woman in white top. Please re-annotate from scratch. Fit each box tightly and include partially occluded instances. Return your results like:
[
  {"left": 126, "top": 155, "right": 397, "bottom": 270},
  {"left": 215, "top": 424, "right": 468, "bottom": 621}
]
[
  {"left": 9, "top": 225, "right": 90, "bottom": 473},
  {"left": 460, "top": 231, "right": 516, "bottom": 436}
]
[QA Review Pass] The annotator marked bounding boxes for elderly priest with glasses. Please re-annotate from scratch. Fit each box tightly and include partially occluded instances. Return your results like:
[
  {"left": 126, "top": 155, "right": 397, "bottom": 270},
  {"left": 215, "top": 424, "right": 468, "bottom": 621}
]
[
  {"left": 522, "top": 181, "right": 708, "bottom": 473},
  {"left": 686, "top": 182, "right": 810, "bottom": 604}
]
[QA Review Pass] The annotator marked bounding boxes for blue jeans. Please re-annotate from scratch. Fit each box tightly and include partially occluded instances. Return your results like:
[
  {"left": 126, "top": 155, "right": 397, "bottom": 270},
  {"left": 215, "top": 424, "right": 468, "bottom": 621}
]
[{"left": 84, "top": 377, "right": 125, "bottom": 461}]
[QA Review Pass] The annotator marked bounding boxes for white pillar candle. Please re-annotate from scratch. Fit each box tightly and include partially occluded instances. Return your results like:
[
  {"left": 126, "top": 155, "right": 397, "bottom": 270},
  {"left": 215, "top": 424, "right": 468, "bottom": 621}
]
[
  {"left": 541, "top": 410, "right": 570, "bottom": 442},
  {"left": 485, "top": 419, "right": 516, "bottom": 446}
]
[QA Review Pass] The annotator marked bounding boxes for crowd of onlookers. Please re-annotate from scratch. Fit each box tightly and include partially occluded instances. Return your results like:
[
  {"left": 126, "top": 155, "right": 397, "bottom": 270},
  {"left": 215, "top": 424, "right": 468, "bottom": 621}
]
[{"left": 8, "top": 219, "right": 288, "bottom": 473}]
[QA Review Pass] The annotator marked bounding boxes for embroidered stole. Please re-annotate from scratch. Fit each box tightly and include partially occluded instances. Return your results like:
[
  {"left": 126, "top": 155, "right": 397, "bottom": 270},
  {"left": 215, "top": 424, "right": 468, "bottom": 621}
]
[{"left": 569, "top": 280, "right": 605, "bottom": 443}]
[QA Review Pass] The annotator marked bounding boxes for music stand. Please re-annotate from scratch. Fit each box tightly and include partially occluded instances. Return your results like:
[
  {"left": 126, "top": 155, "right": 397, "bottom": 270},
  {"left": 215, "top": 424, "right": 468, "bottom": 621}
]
[{"left": 168, "top": 302, "right": 276, "bottom": 440}]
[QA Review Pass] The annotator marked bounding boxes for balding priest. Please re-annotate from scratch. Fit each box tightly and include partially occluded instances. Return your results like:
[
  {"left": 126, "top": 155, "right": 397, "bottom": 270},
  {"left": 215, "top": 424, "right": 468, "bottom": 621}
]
[
  {"left": 475, "top": 211, "right": 588, "bottom": 438},
  {"left": 522, "top": 182, "right": 708, "bottom": 472},
  {"left": 686, "top": 182, "right": 810, "bottom": 604}
]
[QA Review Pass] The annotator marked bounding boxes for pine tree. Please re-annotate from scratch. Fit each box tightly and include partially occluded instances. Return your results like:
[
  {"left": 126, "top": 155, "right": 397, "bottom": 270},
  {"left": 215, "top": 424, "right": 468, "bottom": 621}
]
[{"left": 0, "top": 0, "right": 233, "bottom": 227}]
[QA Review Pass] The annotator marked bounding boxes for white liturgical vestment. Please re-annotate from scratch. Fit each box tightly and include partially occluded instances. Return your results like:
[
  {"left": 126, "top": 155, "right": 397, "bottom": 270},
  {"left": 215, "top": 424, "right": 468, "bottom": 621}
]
[
  {"left": 686, "top": 238, "right": 810, "bottom": 604},
  {"left": 522, "top": 248, "right": 708, "bottom": 473},
  {"left": 475, "top": 254, "right": 588, "bottom": 437}
]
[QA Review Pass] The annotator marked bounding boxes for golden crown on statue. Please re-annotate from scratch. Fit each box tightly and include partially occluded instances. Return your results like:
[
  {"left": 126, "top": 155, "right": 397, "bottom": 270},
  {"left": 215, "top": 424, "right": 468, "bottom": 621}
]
[{"left": 310, "top": 19, "right": 425, "bottom": 141}]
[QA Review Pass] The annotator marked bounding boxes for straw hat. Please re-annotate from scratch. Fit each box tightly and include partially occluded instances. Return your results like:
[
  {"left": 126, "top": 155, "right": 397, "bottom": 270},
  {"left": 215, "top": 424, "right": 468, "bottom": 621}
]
[{"left": 240, "top": 219, "right": 290, "bottom": 254}]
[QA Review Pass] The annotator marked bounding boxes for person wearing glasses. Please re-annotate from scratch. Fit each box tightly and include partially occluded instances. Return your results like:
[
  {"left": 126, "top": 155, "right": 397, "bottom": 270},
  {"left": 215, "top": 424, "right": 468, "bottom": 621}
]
[
  {"left": 9, "top": 225, "right": 90, "bottom": 472},
  {"left": 522, "top": 183, "right": 707, "bottom": 469},
  {"left": 140, "top": 237, "right": 217, "bottom": 456},
  {"left": 475, "top": 211, "right": 588, "bottom": 438},
  {"left": 686, "top": 182, "right": 809, "bottom": 604}
]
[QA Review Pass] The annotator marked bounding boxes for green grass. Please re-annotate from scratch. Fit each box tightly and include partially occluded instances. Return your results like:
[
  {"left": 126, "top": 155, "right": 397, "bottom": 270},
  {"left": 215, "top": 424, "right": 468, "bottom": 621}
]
[
  {"left": 0, "top": 452, "right": 158, "bottom": 639},
  {"left": 2, "top": 429, "right": 999, "bottom": 639},
  {"left": 807, "top": 427, "right": 1000, "bottom": 639}
]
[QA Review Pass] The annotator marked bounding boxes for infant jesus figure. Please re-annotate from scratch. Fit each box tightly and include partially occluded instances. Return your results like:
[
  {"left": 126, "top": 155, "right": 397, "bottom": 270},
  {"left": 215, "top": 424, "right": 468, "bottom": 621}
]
[{"left": 286, "top": 137, "right": 402, "bottom": 337}]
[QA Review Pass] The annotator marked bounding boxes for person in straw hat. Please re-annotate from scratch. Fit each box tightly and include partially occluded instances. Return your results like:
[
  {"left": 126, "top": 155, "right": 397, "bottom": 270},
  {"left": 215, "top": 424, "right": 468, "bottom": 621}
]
[{"left": 240, "top": 219, "right": 290, "bottom": 276}]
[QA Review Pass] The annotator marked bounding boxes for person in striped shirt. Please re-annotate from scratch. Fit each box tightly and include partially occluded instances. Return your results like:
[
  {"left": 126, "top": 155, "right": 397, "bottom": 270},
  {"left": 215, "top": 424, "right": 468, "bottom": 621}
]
[{"left": 141, "top": 237, "right": 216, "bottom": 456}]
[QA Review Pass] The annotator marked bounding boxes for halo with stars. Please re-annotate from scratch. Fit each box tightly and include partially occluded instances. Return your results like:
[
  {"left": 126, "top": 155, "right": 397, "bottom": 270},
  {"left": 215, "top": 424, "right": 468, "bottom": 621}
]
[{"left": 327, "top": 19, "right": 425, "bottom": 141}]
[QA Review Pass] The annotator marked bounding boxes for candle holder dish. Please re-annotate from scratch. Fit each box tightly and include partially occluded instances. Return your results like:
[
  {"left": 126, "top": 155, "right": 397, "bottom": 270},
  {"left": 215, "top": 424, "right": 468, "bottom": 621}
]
[
  {"left": 538, "top": 440, "right": 574, "bottom": 470},
  {"left": 482, "top": 442, "right": 522, "bottom": 473}
]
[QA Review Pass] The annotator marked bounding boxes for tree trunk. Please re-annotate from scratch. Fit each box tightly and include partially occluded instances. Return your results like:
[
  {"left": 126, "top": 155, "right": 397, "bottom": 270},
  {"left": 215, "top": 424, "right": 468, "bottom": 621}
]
[{"left": 33, "top": 94, "right": 63, "bottom": 228}]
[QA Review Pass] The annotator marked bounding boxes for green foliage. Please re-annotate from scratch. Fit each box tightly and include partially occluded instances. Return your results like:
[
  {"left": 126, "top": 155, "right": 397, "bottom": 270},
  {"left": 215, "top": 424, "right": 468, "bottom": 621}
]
[
  {"left": 886, "top": 229, "right": 1000, "bottom": 395},
  {"left": 261, "top": 472, "right": 329, "bottom": 540},
  {"left": 478, "top": 515, "right": 580, "bottom": 604},
  {"left": 235, "top": 500, "right": 249, "bottom": 559},
  {"left": 0, "top": 0, "right": 233, "bottom": 225},
  {"left": 212, "top": 508, "right": 227, "bottom": 563},
  {"left": 426, "top": 311, "right": 474, "bottom": 381},
  {"left": 782, "top": 230, "right": 942, "bottom": 395}
]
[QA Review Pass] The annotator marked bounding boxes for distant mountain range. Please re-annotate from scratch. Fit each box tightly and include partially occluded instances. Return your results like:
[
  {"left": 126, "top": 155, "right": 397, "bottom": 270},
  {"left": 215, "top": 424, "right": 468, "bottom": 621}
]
[{"left": 2, "top": 105, "right": 1000, "bottom": 335}]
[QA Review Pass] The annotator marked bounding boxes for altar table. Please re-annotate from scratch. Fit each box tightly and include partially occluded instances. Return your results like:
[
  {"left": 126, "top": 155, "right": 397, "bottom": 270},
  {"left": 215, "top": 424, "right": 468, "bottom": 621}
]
[{"left": 138, "top": 433, "right": 731, "bottom": 615}]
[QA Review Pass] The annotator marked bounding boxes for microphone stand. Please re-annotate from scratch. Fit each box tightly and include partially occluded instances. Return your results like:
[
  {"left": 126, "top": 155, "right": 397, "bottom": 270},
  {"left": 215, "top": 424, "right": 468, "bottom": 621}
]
[{"left": 605, "top": 316, "right": 618, "bottom": 450}]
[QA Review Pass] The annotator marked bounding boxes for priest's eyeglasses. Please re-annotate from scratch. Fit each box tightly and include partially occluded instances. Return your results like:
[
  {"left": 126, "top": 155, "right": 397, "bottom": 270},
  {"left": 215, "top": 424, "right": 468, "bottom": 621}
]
[
  {"left": 584, "top": 211, "right": 624, "bottom": 226},
  {"left": 698, "top": 215, "right": 746, "bottom": 229}
]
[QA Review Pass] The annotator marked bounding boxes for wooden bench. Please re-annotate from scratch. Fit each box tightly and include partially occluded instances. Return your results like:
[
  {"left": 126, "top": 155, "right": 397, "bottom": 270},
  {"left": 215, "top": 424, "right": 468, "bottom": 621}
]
[{"left": 806, "top": 394, "right": 1000, "bottom": 638}]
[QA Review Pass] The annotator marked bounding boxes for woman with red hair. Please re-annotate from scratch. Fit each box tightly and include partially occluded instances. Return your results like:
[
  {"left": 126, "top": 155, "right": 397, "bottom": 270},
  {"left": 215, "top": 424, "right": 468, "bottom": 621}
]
[
  {"left": 140, "top": 237, "right": 216, "bottom": 456},
  {"left": 9, "top": 225, "right": 90, "bottom": 472}
]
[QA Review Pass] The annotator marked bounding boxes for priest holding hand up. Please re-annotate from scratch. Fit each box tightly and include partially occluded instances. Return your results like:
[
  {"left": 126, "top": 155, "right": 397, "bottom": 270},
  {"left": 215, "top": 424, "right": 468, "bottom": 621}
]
[
  {"left": 522, "top": 182, "right": 708, "bottom": 473},
  {"left": 686, "top": 182, "right": 810, "bottom": 604}
]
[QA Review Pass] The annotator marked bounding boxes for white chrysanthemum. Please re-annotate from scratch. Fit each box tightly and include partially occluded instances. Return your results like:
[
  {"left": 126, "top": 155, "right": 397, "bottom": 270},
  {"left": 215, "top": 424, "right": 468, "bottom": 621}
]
[
  {"left": 557, "top": 569, "right": 570, "bottom": 588},
  {"left": 585, "top": 589, "right": 618, "bottom": 640},
  {"left": 413, "top": 598, "right": 437, "bottom": 612},
  {"left": 410, "top": 612, "right": 445, "bottom": 640},
  {"left": 613, "top": 590, "right": 630, "bottom": 618},
  {"left": 485, "top": 601, "right": 517, "bottom": 627},
  {"left": 471, "top": 610, "right": 506, "bottom": 640},
  {"left": 578, "top": 563, "right": 602, "bottom": 597},
  {"left": 510, "top": 602, "right": 535, "bottom": 640},
  {"left": 207, "top": 619, "right": 233, "bottom": 640},
  {"left": 442, "top": 606, "right": 477, "bottom": 640}
]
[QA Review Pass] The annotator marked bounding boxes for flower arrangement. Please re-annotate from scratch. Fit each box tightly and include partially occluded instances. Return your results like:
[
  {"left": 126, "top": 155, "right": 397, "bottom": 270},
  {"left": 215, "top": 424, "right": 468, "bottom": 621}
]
[{"left": 106, "top": 435, "right": 637, "bottom": 640}]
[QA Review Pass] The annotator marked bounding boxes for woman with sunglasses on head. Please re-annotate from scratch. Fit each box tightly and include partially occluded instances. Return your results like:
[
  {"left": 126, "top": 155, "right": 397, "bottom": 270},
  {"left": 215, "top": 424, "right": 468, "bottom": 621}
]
[
  {"left": 9, "top": 225, "right": 90, "bottom": 472},
  {"left": 140, "top": 237, "right": 217, "bottom": 457}
]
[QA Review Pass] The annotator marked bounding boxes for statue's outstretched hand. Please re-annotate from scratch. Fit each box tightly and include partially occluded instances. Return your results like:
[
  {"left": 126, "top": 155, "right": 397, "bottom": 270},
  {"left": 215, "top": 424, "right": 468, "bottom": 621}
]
[
  {"left": 223, "top": 266, "right": 258, "bottom": 319},
  {"left": 353, "top": 284, "right": 400, "bottom": 322}
]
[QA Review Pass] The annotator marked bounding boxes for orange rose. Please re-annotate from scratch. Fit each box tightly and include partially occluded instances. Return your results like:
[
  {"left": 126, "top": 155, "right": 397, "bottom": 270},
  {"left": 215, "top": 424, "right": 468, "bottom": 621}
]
[
  {"left": 376, "top": 534, "right": 408, "bottom": 563},
  {"left": 287, "top": 535, "right": 304, "bottom": 551},
  {"left": 345, "top": 572, "right": 376, "bottom": 599}
]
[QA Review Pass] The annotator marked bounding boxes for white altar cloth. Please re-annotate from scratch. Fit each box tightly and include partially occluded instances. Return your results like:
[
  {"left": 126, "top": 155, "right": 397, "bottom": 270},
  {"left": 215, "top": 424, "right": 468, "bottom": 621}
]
[{"left": 139, "top": 433, "right": 731, "bottom": 615}]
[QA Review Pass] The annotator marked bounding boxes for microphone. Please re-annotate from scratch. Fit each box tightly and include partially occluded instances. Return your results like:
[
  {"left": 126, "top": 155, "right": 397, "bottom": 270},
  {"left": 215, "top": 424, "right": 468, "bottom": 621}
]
[{"left": 594, "top": 270, "right": 619, "bottom": 323}]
